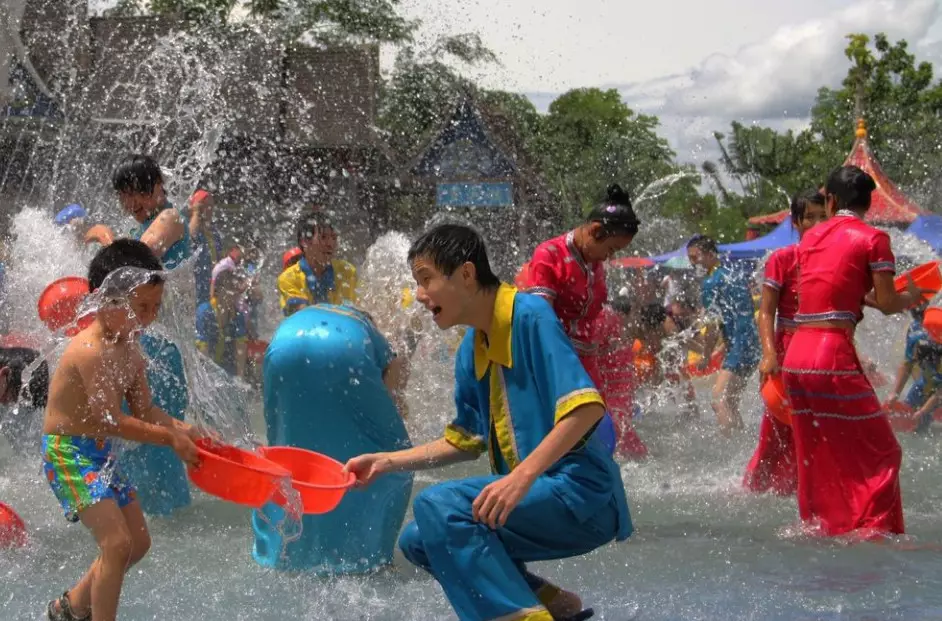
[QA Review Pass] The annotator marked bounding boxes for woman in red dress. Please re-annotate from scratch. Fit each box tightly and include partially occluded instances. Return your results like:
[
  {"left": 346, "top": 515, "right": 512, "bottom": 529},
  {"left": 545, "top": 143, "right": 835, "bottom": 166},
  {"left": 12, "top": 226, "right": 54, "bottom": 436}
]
[
  {"left": 524, "top": 184, "right": 643, "bottom": 456},
  {"left": 782, "top": 166, "right": 922, "bottom": 537},
  {"left": 743, "top": 190, "right": 826, "bottom": 495}
]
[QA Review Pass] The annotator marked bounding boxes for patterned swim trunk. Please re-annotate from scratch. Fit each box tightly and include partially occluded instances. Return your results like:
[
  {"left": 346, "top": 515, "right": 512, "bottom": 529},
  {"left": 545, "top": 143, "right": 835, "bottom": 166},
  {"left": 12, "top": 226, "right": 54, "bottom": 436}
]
[{"left": 42, "top": 435, "right": 137, "bottom": 522}]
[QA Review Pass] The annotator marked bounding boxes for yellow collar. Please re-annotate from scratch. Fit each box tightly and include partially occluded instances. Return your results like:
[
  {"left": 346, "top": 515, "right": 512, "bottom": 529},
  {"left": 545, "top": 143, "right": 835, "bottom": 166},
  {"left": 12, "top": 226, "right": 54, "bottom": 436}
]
[{"left": 474, "top": 283, "right": 516, "bottom": 380}]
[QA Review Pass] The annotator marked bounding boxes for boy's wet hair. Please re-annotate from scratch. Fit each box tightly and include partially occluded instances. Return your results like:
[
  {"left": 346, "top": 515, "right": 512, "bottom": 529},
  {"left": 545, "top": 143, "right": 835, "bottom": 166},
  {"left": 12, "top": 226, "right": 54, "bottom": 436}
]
[
  {"left": 88, "top": 239, "right": 164, "bottom": 292},
  {"left": 0, "top": 347, "right": 49, "bottom": 410},
  {"left": 586, "top": 184, "right": 640, "bottom": 239},
  {"left": 112, "top": 154, "right": 164, "bottom": 195},
  {"left": 790, "top": 189, "right": 825, "bottom": 224},
  {"left": 686, "top": 234, "right": 718, "bottom": 255},
  {"left": 296, "top": 212, "right": 334, "bottom": 248},
  {"left": 825, "top": 165, "right": 876, "bottom": 212},
  {"left": 408, "top": 224, "right": 500, "bottom": 290}
]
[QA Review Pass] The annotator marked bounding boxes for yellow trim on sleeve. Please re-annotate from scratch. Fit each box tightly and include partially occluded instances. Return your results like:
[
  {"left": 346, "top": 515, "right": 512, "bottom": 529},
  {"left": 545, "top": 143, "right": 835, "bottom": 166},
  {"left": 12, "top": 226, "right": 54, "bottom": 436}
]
[
  {"left": 444, "top": 424, "right": 486, "bottom": 455},
  {"left": 554, "top": 388, "right": 605, "bottom": 424}
]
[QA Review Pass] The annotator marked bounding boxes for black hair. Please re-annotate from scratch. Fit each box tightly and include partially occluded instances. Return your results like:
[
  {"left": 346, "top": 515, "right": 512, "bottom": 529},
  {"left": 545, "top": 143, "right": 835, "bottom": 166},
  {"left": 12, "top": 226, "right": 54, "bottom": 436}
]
[
  {"left": 408, "top": 224, "right": 500, "bottom": 290},
  {"left": 112, "top": 155, "right": 164, "bottom": 195},
  {"left": 686, "top": 234, "right": 718, "bottom": 254},
  {"left": 790, "top": 189, "right": 826, "bottom": 224},
  {"left": 0, "top": 347, "right": 49, "bottom": 410},
  {"left": 296, "top": 212, "right": 335, "bottom": 248},
  {"left": 640, "top": 303, "right": 667, "bottom": 329},
  {"left": 825, "top": 165, "right": 876, "bottom": 212},
  {"left": 586, "top": 184, "right": 640, "bottom": 238},
  {"left": 610, "top": 296, "right": 631, "bottom": 316},
  {"left": 88, "top": 239, "right": 164, "bottom": 292}
]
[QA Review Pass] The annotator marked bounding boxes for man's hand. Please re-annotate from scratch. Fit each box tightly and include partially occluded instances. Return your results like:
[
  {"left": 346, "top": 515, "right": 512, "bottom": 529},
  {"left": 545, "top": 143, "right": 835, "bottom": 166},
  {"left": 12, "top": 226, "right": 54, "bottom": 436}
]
[
  {"left": 343, "top": 453, "right": 391, "bottom": 488},
  {"left": 758, "top": 353, "right": 779, "bottom": 384},
  {"left": 169, "top": 428, "right": 199, "bottom": 466},
  {"left": 472, "top": 470, "right": 536, "bottom": 529}
]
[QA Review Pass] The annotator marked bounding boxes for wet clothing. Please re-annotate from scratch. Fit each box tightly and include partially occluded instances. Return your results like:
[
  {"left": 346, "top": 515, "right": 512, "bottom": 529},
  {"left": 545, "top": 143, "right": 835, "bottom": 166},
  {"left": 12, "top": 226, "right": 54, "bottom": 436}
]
[
  {"left": 195, "top": 299, "right": 248, "bottom": 375},
  {"left": 193, "top": 227, "right": 223, "bottom": 306},
  {"left": 123, "top": 202, "right": 192, "bottom": 516},
  {"left": 254, "top": 305, "right": 412, "bottom": 572},
  {"left": 902, "top": 318, "right": 942, "bottom": 433},
  {"left": 401, "top": 285, "right": 631, "bottom": 621},
  {"left": 743, "top": 246, "right": 799, "bottom": 495},
  {"left": 783, "top": 214, "right": 904, "bottom": 537},
  {"left": 42, "top": 435, "right": 136, "bottom": 522},
  {"left": 701, "top": 264, "right": 760, "bottom": 374},
  {"left": 594, "top": 307, "right": 646, "bottom": 459},
  {"left": 277, "top": 257, "right": 358, "bottom": 315}
]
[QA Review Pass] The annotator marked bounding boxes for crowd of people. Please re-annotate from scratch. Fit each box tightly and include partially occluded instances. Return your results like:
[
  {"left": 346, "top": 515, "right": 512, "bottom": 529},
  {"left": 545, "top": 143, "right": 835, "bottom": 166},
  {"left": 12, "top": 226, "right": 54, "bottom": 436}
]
[{"left": 0, "top": 154, "right": 934, "bottom": 620}]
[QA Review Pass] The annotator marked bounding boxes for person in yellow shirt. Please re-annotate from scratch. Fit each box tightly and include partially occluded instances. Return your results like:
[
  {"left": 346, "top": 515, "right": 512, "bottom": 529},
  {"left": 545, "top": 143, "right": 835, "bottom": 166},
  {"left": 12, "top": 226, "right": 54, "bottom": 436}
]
[{"left": 278, "top": 212, "right": 358, "bottom": 315}]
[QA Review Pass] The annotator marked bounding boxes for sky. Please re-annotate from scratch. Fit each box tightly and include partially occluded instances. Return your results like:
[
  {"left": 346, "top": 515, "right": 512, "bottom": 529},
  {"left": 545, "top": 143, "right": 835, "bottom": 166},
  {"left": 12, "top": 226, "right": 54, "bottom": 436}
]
[{"left": 393, "top": 0, "right": 942, "bottom": 166}]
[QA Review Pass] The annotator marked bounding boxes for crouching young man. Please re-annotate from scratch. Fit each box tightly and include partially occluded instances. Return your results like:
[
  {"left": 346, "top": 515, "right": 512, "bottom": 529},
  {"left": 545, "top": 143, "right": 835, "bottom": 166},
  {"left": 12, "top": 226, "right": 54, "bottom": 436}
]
[{"left": 344, "top": 224, "right": 631, "bottom": 621}]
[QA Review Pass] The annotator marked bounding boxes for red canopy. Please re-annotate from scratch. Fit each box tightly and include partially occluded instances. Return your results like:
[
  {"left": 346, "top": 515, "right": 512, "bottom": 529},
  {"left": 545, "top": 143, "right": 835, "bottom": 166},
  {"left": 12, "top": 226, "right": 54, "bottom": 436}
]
[
  {"left": 748, "top": 210, "right": 789, "bottom": 226},
  {"left": 846, "top": 119, "right": 923, "bottom": 225},
  {"left": 609, "top": 256, "right": 655, "bottom": 269}
]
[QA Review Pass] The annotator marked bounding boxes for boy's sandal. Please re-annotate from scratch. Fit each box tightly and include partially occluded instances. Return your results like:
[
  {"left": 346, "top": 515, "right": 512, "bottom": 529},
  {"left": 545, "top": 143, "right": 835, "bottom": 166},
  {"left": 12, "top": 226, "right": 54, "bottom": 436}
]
[{"left": 47, "top": 591, "right": 91, "bottom": 621}]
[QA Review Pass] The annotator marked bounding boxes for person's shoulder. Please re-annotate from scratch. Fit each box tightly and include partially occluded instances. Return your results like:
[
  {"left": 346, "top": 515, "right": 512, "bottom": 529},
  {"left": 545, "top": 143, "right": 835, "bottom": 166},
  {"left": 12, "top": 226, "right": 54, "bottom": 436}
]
[
  {"left": 333, "top": 259, "right": 357, "bottom": 275},
  {"left": 769, "top": 244, "right": 797, "bottom": 263},
  {"left": 513, "top": 289, "right": 557, "bottom": 322},
  {"left": 278, "top": 263, "right": 303, "bottom": 285},
  {"left": 534, "top": 235, "right": 565, "bottom": 257}
]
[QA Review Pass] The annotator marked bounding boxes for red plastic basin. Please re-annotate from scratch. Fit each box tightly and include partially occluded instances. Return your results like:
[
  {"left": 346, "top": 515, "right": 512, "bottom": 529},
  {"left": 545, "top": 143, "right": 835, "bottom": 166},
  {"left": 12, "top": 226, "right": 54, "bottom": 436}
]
[
  {"left": 259, "top": 446, "right": 356, "bottom": 515},
  {"left": 187, "top": 439, "right": 291, "bottom": 508}
]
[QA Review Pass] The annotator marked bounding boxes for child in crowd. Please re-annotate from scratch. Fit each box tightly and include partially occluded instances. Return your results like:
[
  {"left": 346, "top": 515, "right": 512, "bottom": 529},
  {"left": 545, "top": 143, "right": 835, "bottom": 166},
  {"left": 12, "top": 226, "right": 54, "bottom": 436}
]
[
  {"left": 687, "top": 235, "right": 760, "bottom": 434},
  {"left": 43, "top": 240, "right": 201, "bottom": 621},
  {"left": 196, "top": 269, "right": 250, "bottom": 378},
  {"left": 278, "top": 212, "right": 358, "bottom": 315},
  {"left": 887, "top": 303, "right": 942, "bottom": 433}
]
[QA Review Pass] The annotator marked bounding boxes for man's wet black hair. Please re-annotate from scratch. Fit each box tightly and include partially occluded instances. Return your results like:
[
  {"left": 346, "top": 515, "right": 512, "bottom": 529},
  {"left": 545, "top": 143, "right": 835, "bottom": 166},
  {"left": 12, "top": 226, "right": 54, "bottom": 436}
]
[
  {"left": 296, "top": 211, "right": 335, "bottom": 248},
  {"left": 112, "top": 154, "right": 164, "bottom": 195},
  {"left": 586, "top": 184, "right": 640, "bottom": 238},
  {"left": 790, "top": 189, "right": 826, "bottom": 225},
  {"left": 0, "top": 347, "right": 49, "bottom": 409},
  {"left": 687, "top": 234, "right": 718, "bottom": 254},
  {"left": 825, "top": 165, "right": 876, "bottom": 213},
  {"left": 408, "top": 224, "right": 500, "bottom": 290},
  {"left": 88, "top": 239, "right": 164, "bottom": 292}
]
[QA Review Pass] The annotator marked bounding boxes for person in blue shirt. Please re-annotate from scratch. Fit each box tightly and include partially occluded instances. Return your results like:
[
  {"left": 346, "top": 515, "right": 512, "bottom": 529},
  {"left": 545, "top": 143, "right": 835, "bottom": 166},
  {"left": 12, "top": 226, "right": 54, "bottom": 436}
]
[
  {"left": 345, "top": 224, "right": 631, "bottom": 621},
  {"left": 188, "top": 189, "right": 223, "bottom": 306},
  {"left": 888, "top": 305, "right": 942, "bottom": 433},
  {"left": 687, "top": 235, "right": 760, "bottom": 435},
  {"left": 196, "top": 269, "right": 249, "bottom": 378},
  {"left": 97, "top": 154, "right": 192, "bottom": 516}
]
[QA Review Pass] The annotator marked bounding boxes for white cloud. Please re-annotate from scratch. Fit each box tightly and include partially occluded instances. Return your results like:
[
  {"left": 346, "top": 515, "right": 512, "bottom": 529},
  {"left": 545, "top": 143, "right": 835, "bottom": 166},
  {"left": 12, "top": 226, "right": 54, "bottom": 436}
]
[{"left": 659, "top": 0, "right": 940, "bottom": 118}]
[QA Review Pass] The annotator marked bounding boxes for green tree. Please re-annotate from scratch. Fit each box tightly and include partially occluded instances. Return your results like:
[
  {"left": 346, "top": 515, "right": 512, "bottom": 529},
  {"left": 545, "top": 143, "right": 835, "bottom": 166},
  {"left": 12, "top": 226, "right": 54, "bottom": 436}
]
[
  {"left": 536, "top": 87, "right": 698, "bottom": 227},
  {"left": 110, "top": 0, "right": 416, "bottom": 45},
  {"left": 378, "top": 34, "right": 497, "bottom": 156},
  {"left": 811, "top": 33, "right": 942, "bottom": 207}
]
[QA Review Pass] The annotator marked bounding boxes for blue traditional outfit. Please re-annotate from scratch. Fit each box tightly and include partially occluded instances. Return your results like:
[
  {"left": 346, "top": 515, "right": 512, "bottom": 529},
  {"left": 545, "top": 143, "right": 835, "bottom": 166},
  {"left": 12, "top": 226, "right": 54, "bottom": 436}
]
[
  {"left": 253, "top": 304, "right": 412, "bottom": 572},
  {"left": 192, "top": 225, "right": 223, "bottom": 306},
  {"left": 902, "top": 317, "right": 942, "bottom": 433},
  {"left": 701, "top": 265, "right": 760, "bottom": 374},
  {"left": 277, "top": 256, "right": 358, "bottom": 315},
  {"left": 119, "top": 202, "right": 192, "bottom": 515},
  {"left": 399, "top": 284, "right": 631, "bottom": 621}
]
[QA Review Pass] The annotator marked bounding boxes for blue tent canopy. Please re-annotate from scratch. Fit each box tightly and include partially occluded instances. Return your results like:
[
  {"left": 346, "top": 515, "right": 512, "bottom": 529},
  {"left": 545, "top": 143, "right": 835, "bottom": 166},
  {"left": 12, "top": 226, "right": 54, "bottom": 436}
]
[
  {"left": 651, "top": 218, "right": 798, "bottom": 265},
  {"left": 718, "top": 217, "right": 798, "bottom": 259},
  {"left": 907, "top": 215, "right": 942, "bottom": 254}
]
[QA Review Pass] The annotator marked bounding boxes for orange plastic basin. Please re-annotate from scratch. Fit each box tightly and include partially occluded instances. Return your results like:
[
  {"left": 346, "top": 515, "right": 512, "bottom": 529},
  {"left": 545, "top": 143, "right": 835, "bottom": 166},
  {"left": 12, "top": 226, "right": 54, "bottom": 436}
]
[
  {"left": 687, "top": 350, "right": 724, "bottom": 378},
  {"left": 895, "top": 261, "right": 942, "bottom": 303},
  {"left": 37, "top": 277, "right": 94, "bottom": 336},
  {"left": 187, "top": 439, "right": 291, "bottom": 508},
  {"left": 259, "top": 446, "right": 356, "bottom": 515},
  {"left": 924, "top": 307, "right": 942, "bottom": 344},
  {"left": 761, "top": 375, "right": 792, "bottom": 425},
  {"left": 0, "top": 501, "right": 27, "bottom": 548}
]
